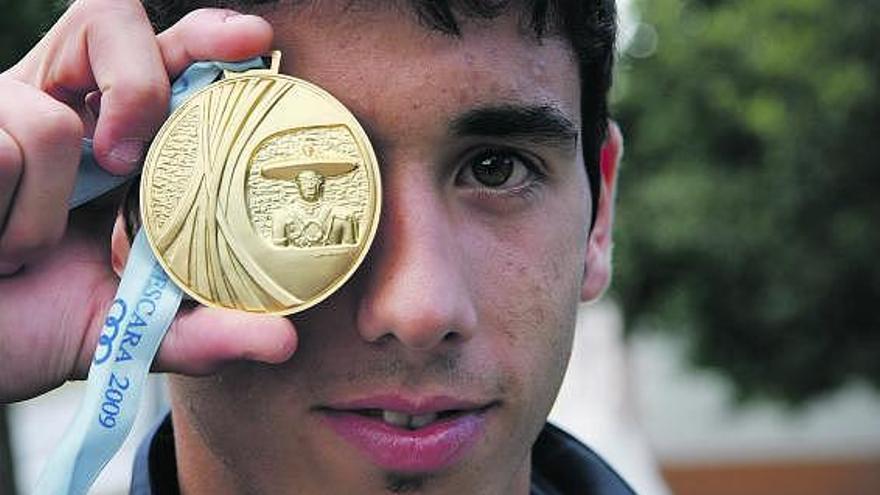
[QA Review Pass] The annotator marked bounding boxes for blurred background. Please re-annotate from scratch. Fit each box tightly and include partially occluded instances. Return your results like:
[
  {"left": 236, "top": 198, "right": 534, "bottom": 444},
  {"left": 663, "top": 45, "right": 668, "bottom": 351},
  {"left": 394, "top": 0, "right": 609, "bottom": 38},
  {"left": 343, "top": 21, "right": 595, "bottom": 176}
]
[{"left": 2, "top": 0, "right": 879, "bottom": 494}]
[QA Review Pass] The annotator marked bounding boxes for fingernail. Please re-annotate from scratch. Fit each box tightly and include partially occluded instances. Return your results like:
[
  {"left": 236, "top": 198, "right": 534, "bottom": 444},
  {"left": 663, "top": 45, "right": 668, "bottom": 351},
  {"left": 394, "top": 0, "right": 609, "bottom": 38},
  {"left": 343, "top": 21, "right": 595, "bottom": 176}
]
[
  {"left": 109, "top": 139, "right": 146, "bottom": 170},
  {"left": 224, "top": 13, "right": 262, "bottom": 25},
  {"left": 223, "top": 12, "right": 245, "bottom": 23}
]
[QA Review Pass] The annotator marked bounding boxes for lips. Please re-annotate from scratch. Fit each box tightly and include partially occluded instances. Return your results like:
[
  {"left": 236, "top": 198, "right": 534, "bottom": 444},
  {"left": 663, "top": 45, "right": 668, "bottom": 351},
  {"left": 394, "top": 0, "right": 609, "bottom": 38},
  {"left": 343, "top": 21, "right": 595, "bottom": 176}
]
[{"left": 317, "top": 396, "right": 495, "bottom": 473}]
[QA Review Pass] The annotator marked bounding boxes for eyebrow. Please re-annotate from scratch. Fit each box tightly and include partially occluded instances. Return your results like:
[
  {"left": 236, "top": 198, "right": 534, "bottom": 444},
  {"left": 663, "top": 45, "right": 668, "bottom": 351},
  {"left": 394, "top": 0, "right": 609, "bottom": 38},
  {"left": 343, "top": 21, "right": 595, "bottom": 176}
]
[{"left": 449, "top": 104, "right": 579, "bottom": 147}]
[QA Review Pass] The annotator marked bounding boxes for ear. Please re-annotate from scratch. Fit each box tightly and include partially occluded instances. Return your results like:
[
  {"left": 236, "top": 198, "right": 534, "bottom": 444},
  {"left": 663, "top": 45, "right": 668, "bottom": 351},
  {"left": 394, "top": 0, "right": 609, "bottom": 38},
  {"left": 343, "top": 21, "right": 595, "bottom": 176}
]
[{"left": 581, "top": 121, "right": 622, "bottom": 302}]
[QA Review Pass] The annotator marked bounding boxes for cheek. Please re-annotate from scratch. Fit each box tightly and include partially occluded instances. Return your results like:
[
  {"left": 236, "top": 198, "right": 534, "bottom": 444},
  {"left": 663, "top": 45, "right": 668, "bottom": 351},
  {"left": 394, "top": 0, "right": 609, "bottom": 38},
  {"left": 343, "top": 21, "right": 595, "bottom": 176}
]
[
  {"left": 462, "top": 196, "right": 588, "bottom": 403},
  {"left": 171, "top": 365, "right": 300, "bottom": 446},
  {"left": 170, "top": 364, "right": 329, "bottom": 487}
]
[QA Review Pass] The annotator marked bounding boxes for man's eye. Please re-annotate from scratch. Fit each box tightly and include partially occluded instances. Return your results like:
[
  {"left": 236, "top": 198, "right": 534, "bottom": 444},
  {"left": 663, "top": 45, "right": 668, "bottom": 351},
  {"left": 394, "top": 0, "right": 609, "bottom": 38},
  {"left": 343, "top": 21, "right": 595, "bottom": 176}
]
[{"left": 457, "top": 149, "right": 540, "bottom": 189}]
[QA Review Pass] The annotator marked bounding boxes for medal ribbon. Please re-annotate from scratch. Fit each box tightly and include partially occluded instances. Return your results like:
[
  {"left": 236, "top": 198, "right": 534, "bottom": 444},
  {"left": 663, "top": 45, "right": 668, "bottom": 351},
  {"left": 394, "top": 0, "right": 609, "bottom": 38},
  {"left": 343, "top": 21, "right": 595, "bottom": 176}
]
[{"left": 35, "top": 58, "right": 266, "bottom": 495}]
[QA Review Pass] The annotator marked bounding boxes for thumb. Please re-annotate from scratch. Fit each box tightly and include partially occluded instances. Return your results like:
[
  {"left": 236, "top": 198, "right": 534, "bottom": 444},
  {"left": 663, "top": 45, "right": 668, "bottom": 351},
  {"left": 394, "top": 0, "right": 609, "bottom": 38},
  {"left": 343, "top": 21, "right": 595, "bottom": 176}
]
[{"left": 155, "top": 306, "right": 298, "bottom": 375}]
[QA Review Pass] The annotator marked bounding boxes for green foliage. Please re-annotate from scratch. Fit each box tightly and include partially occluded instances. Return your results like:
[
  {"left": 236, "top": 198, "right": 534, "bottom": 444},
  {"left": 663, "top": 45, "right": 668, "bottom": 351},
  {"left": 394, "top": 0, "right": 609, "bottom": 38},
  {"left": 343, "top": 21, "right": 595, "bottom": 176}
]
[
  {"left": 0, "top": 0, "right": 64, "bottom": 70},
  {"left": 613, "top": 0, "right": 880, "bottom": 405}
]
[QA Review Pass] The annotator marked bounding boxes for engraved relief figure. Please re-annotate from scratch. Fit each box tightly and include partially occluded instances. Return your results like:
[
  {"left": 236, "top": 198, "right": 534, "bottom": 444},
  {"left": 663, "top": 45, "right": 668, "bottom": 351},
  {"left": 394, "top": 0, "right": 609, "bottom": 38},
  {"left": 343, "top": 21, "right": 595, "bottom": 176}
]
[{"left": 261, "top": 157, "right": 360, "bottom": 248}]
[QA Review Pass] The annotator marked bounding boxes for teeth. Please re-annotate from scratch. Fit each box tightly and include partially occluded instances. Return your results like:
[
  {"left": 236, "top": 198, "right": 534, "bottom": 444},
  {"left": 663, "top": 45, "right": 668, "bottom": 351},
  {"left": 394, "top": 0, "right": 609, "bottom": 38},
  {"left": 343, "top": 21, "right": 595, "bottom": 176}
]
[
  {"left": 379, "top": 410, "right": 439, "bottom": 429},
  {"left": 409, "top": 413, "right": 438, "bottom": 429},
  {"left": 382, "top": 410, "right": 410, "bottom": 428}
]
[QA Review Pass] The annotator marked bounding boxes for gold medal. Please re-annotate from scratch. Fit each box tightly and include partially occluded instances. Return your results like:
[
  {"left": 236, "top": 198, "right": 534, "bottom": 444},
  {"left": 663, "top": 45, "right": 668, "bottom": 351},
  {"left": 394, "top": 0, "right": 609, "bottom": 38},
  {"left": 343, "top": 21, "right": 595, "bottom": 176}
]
[{"left": 140, "top": 53, "right": 381, "bottom": 315}]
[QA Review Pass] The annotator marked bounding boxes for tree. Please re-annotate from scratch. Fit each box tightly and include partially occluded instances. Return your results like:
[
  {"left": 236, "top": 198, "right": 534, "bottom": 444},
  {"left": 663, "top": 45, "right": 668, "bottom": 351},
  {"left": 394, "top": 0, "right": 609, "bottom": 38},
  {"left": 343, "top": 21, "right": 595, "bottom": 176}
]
[
  {"left": 613, "top": 0, "right": 880, "bottom": 405},
  {"left": 0, "top": 0, "right": 63, "bottom": 70}
]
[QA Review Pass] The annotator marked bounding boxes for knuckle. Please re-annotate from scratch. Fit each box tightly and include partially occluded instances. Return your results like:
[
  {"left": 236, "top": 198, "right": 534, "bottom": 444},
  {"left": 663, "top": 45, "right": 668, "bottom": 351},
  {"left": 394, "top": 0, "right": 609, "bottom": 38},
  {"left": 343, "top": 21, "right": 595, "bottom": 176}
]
[{"left": 111, "top": 75, "right": 170, "bottom": 119}]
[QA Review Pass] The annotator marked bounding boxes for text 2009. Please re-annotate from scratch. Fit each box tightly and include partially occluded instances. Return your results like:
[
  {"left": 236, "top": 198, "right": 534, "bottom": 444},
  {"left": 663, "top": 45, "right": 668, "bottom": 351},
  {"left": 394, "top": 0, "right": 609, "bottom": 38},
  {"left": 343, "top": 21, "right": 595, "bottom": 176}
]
[{"left": 98, "top": 373, "right": 130, "bottom": 429}]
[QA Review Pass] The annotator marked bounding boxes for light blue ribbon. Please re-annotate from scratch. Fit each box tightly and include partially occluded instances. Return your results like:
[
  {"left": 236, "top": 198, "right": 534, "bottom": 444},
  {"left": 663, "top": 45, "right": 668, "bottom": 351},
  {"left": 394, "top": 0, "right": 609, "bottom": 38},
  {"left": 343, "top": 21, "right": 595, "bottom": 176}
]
[{"left": 37, "top": 57, "right": 265, "bottom": 495}]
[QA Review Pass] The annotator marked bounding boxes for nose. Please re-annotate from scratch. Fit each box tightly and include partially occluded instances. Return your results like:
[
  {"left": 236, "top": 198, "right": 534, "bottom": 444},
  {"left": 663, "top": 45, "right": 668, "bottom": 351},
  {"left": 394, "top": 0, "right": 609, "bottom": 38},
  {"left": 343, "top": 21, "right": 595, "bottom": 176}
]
[{"left": 356, "top": 175, "right": 478, "bottom": 351}]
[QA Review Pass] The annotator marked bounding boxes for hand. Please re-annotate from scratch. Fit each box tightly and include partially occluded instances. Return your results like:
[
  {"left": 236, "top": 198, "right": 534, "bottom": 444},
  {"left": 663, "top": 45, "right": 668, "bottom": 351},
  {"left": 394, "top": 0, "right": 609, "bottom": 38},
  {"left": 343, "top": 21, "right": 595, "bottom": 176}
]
[{"left": 0, "top": 0, "right": 297, "bottom": 403}]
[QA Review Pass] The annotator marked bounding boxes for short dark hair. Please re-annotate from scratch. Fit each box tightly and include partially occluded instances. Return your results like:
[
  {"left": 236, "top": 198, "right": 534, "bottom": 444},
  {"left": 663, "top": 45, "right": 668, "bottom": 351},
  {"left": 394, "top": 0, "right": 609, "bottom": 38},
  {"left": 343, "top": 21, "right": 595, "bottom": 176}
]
[{"left": 142, "top": 0, "right": 616, "bottom": 225}]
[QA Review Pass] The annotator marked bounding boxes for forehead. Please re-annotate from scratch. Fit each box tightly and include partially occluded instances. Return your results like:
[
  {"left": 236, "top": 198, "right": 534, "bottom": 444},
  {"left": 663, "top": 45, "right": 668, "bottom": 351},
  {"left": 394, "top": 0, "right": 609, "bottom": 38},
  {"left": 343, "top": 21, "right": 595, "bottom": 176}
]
[{"left": 258, "top": 2, "right": 581, "bottom": 139}]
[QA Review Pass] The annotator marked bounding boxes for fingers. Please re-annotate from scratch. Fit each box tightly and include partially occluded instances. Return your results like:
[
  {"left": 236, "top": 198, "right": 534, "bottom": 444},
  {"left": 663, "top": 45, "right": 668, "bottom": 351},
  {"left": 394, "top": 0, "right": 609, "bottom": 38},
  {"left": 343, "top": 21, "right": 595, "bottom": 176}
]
[
  {"left": 0, "top": 1, "right": 274, "bottom": 268},
  {"left": 0, "top": 78, "right": 83, "bottom": 271},
  {"left": 76, "top": 7, "right": 274, "bottom": 174},
  {"left": 8, "top": 0, "right": 168, "bottom": 174},
  {"left": 8, "top": 1, "right": 273, "bottom": 175},
  {"left": 0, "top": 0, "right": 283, "bottom": 400},
  {"left": 155, "top": 307, "right": 298, "bottom": 375},
  {"left": 84, "top": 1, "right": 171, "bottom": 174},
  {"left": 86, "top": 8, "right": 274, "bottom": 174},
  {"left": 157, "top": 9, "right": 274, "bottom": 79}
]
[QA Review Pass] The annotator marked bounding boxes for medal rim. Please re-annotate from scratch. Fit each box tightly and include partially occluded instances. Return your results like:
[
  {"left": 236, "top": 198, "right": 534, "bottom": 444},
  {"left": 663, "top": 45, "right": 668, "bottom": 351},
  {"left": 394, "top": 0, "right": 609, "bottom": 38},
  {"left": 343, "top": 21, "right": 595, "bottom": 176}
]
[{"left": 140, "top": 72, "right": 382, "bottom": 316}]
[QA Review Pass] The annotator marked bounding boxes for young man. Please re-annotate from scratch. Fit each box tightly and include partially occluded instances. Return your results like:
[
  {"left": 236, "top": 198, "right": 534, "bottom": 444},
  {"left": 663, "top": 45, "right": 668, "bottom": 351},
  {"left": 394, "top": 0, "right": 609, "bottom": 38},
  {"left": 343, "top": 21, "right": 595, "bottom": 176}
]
[{"left": 0, "top": 0, "right": 629, "bottom": 492}]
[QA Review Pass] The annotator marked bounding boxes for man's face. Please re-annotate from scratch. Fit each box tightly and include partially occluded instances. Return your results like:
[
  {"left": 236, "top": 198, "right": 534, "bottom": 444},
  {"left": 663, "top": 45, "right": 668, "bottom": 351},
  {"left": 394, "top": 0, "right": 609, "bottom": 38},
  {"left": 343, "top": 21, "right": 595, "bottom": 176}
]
[
  {"left": 169, "top": 3, "right": 593, "bottom": 493},
  {"left": 296, "top": 170, "right": 324, "bottom": 202}
]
